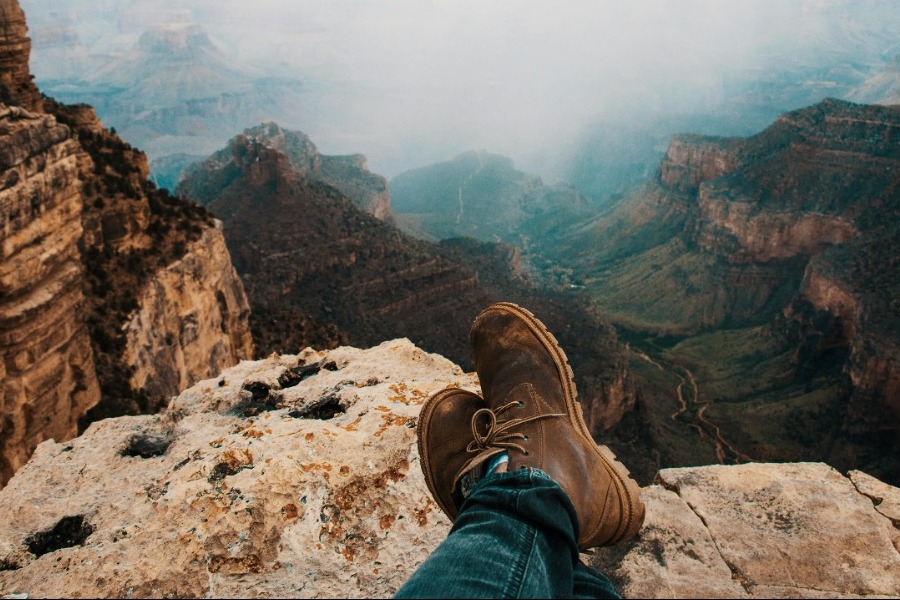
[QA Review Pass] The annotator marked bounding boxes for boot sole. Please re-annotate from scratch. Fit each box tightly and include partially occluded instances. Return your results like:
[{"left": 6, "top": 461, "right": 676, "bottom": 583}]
[
  {"left": 485, "top": 302, "right": 644, "bottom": 546},
  {"left": 417, "top": 387, "right": 483, "bottom": 521}
]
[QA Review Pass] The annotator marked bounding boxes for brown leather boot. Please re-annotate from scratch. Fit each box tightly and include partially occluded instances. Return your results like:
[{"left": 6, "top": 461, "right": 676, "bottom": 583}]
[
  {"left": 417, "top": 388, "right": 507, "bottom": 520},
  {"left": 469, "top": 302, "right": 645, "bottom": 549}
]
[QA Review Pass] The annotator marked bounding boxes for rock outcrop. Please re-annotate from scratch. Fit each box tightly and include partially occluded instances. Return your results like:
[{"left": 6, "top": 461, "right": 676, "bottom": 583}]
[
  {"left": 0, "top": 105, "right": 100, "bottom": 484},
  {"left": 592, "top": 462, "right": 900, "bottom": 598},
  {"left": 0, "top": 342, "right": 896, "bottom": 598}
]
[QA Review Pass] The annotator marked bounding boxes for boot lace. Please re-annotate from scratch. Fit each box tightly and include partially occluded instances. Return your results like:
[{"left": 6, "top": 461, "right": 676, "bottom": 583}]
[{"left": 454, "top": 399, "right": 564, "bottom": 490}]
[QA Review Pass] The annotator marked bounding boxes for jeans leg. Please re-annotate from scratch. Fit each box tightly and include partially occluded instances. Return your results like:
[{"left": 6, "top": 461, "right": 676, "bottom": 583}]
[
  {"left": 396, "top": 468, "right": 617, "bottom": 599},
  {"left": 572, "top": 560, "right": 621, "bottom": 599}
]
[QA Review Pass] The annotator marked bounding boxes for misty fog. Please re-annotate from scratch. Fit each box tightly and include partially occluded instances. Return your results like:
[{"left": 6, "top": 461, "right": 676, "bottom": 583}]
[{"left": 19, "top": 0, "right": 900, "bottom": 189}]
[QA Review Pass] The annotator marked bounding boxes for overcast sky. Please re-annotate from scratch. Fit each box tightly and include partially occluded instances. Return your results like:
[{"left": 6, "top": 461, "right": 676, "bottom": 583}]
[{"left": 20, "top": 0, "right": 900, "bottom": 177}]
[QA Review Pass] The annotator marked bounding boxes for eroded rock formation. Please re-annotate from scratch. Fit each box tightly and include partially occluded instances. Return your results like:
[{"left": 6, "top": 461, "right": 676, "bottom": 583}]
[
  {"left": 0, "top": 343, "right": 896, "bottom": 598},
  {"left": 124, "top": 224, "right": 252, "bottom": 404},
  {"left": 542, "top": 99, "right": 900, "bottom": 484}
]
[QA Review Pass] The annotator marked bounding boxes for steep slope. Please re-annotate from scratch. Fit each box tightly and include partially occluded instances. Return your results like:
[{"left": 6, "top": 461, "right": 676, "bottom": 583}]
[
  {"left": 0, "top": 0, "right": 253, "bottom": 486},
  {"left": 176, "top": 126, "right": 643, "bottom": 476},
  {"left": 0, "top": 0, "right": 41, "bottom": 112},
  {"left": 42, "top": 100, "right": 254, "bottom": 423},
  {"left": 0, "top": 344, "right": 897, "bottom": 598},
  {"left": 548, "top": 99, "right": 900, "bottom": 483}
]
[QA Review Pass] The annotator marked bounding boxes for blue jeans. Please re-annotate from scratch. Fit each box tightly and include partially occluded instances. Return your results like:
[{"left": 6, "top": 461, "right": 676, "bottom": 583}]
[{"left": 395, "top": 468, "right": 620, "bottom": 599}]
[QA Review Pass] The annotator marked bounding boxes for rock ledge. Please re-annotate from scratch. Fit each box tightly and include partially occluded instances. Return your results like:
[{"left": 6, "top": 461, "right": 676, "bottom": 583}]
[{"left": 0, "top": 340, "right": 897, "bottom": 598}]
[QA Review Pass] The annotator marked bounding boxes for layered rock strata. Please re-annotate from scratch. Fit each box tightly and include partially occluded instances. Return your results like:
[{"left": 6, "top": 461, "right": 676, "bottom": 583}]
[
  {"left": 0, "top": 105, "right": 100, "bottom": 484},
  {"left": 0, "top": 343, "right": 896, "bottom": 598},
  {"left": 544, "top": 99, "right": 900, "bottom": 484},
  {"left": 46, "top": 98, "right": 254, "bottom": 419}
]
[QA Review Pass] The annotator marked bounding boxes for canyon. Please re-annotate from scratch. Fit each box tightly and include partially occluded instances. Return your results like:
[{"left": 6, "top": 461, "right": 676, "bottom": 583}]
[
  {"left": 388, "top": 99, "right": 899, "bottom": 484},
  {"left": 0, "top": 1, "right": 898, "bottom": 595},
  {"left": 0, "top": 0, "right": 251, "bottom": 486},
  {"left": 552, "top": 99, "right": 900, "bottom": 483}
]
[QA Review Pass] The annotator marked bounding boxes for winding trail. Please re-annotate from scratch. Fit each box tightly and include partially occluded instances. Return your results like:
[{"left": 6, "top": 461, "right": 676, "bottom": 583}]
[{"left": 633, "top": 345, "right": 753, "bottom": 464}]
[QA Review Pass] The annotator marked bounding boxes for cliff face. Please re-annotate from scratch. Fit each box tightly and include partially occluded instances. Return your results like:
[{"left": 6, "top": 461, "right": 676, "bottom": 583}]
[
  {"left": 657, "top": 135, "right": 741, "bottom": 195},
  {"left": 55, "top": 100, "right": 254, "bottom": 420},
  {"left": 791, "top": 225, "right": 900, "bottom": 463},
  {"left": 0, "top": 344, "right": 896, "bottom": 598},
  {"left": 0, "top": 105, "right": 100, "bottom": 484},
  {"left": 541, "top": 99, "right": 900, "bottom": 485},
  {"left": 0, "top": 0, "right": 253, "bottom": 485},
  {"left": 123, "top": 225, "right": 252, "bottom": 404}
]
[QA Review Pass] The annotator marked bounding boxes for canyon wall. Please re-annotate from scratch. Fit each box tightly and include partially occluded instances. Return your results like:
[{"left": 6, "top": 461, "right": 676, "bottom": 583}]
[
  {"left": 0, "top": 105, "right": 100, "bottom": 484},
  {"left": 657, "top": 134, "right": 741, "bottom": 195},
  {"left": 548, "top": 99, "right": 900, "bottom": 484},
  {"left": 176, "top": 127, "right": 633, "bottom": 467},
  {"left": 0, "top": 342, "right": 896, "bottom": 598},
  {"left": 124, "top": 224, "right": 252, "bottom": 404},
  {"left": 0, "top": 0, "right": 253, "bottom": 485}
]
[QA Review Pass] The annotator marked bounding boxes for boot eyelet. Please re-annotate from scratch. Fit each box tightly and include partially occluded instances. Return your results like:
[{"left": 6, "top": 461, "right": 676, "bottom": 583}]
[
  {"left": 523, "top": 451, "right": 529, "bottom": 456},
  {"left": 523, "top": 435, "right": 529, "bottom": 441},
  {"left": 517, "top": 401, "right": 524, "bottom": 407}
]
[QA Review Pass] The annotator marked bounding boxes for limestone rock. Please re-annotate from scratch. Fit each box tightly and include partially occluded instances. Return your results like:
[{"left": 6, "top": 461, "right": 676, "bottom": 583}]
[
  {"left": 0, "top": 0, "right": 255, "bottom": 485},
  {"left": 849, "top": 469, "right": 900, "bottom": 551},
  {"left": 1, "top": 343, "right": 898, "bottom": 599},
  {"left": 0, "top": 340, "right": 469, "bottom": 598},
  {"left": 594, "top": 463, "right": 900, "bottom": 598}
]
